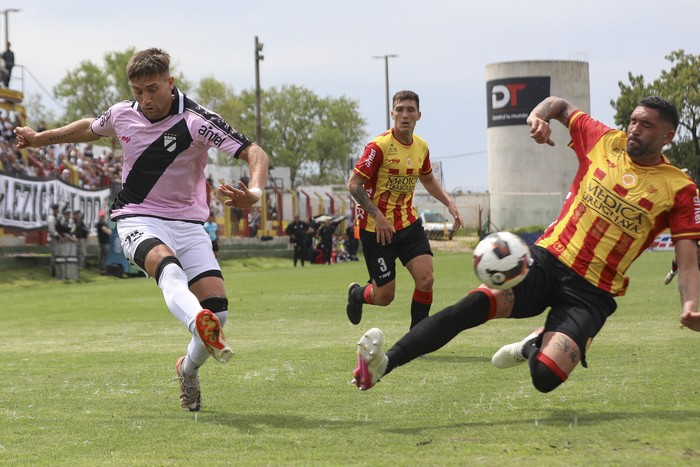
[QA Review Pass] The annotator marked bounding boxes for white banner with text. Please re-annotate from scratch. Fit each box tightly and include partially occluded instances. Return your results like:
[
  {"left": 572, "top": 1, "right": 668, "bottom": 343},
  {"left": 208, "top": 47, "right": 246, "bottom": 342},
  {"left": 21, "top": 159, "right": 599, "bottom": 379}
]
[{"left": 0, "top": 174, "right": 111, "bottom": 230}]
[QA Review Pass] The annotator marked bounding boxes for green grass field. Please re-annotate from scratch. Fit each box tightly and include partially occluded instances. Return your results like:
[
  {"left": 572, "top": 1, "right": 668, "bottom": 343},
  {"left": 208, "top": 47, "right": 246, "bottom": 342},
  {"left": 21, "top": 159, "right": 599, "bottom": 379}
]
[{"left": 1, "top": 250, "right": 699, "bottom": 465}]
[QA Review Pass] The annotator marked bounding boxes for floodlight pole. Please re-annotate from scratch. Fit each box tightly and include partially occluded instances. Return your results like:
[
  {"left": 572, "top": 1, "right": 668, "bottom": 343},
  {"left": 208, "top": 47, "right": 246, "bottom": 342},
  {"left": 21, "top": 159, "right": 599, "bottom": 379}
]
[
  {"left": 255, "top": 36, "right": 264, "bottom": 146},
  {"left": 373, "top": 54, "right": 398, "bottom": 129},
  {"left": 2, "top": 8, "right": 20, "bottom": 47}
]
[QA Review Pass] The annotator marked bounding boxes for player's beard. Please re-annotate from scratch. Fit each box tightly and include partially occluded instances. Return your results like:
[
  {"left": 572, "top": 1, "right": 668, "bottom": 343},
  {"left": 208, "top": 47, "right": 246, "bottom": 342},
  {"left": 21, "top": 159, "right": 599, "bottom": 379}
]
[{"left": 626, "top": 137, "right": 648, "bottom": 158}]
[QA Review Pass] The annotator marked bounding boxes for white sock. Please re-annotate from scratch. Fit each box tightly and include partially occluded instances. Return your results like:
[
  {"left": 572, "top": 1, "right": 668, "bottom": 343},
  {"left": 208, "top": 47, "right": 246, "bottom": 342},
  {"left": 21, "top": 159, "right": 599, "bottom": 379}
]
[
  {"left": 157, "top": 262, "right": 201, "bottom": 334},
  {"left": 181, "top": 354, "right": 199, "bottom": 382}
]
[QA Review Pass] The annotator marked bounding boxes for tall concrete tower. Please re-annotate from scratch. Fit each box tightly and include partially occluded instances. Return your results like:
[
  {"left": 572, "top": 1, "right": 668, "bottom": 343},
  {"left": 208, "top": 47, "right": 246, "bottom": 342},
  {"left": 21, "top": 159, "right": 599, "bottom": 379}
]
[{"left": 485, "top": 60, "right": 590, "bottom": 230}]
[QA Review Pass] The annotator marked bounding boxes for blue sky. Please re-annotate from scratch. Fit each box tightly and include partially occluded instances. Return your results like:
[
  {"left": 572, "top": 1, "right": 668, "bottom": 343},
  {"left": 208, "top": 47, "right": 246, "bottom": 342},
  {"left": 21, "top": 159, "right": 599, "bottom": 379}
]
[{"left": 12, "top": 0, "right": 698, "bottom": 191}]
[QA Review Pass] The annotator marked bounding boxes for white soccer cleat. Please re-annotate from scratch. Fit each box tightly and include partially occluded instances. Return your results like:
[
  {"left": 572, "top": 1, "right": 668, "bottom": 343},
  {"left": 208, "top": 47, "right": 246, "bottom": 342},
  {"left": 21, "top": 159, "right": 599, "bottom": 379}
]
[
  {"left": 351, "top": 328, "right": 388, "bottom": 391},
  {"left": 663, "top": 269, "right": 677, "bottom": 285},
  {"left": 176, "top": 356, "right": 201, "bottom": 412},
  {"left": 491, "top": 327, "right": 544, "bottom": 369}
]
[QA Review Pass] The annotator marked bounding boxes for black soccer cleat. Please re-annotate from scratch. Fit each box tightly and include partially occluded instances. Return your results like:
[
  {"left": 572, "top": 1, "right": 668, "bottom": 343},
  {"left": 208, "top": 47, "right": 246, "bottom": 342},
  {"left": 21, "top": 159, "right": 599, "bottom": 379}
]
[{"left": 346, "top": 282, "right": 363, "bottom": 325}]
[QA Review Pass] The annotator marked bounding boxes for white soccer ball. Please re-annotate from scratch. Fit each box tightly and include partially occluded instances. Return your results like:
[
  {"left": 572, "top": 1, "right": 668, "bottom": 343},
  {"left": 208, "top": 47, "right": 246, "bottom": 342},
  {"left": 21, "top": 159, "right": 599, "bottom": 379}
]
[{"left": 473, "top": 231, "right": 531, "bottom": 290}]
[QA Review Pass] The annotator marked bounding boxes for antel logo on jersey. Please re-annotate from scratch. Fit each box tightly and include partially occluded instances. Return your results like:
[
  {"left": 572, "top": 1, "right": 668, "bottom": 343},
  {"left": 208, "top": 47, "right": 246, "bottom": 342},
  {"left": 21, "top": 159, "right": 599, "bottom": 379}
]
[
  {"left": 198, "top": 125, "right": 225, "bottom": 148},
  {"left": 365, "top": 148, "right": 376, "bottom": 168},
  {"left": 486, "top": 76, "right": 550, "bottom": 128},
  {"left": 164, "top": 133, "right": 177, "bottom": 153},
  {"left": 98, "top": 109, "right": 112, "bottom": 127}
]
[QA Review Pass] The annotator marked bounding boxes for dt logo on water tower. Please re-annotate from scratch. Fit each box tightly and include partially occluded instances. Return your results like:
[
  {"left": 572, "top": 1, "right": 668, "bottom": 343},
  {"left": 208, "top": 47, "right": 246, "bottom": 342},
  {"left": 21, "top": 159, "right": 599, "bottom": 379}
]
[{"left": 486, "top": 76, "right": 550, "bottom": 127}]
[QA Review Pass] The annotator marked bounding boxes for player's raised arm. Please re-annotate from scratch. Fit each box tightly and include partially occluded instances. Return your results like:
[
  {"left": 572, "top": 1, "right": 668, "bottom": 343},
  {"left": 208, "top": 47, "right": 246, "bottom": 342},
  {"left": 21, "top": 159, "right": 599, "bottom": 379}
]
[
  {"left": 14, "top": 117, "right": 102, "bottom": 149},
  {"left": 526, "top": 96, "right": 578, "bottom": 146}
]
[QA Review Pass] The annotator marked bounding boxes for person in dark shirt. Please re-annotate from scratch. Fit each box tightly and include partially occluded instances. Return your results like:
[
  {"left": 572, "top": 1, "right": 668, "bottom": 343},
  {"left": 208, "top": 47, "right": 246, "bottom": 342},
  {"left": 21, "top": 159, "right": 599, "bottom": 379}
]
[
  {"left": 95, "top": 210, "right": 112, "bottom": 274},
  {"left": 317, "top": 218, "right": 335, "bottom": 265},
  {"left": 285, "top": 214, "right": 311, "bottom": 267},
  {"left": 1, "top": 42, "right": 14, "bottom": 88},
  {"left": 72, "top": 210, "right": 89, "bottom": 269}
]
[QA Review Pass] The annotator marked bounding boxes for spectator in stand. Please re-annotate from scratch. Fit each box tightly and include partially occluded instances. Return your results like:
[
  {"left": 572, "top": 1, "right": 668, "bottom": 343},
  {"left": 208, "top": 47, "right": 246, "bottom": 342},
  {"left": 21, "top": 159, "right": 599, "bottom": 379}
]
[
  {"left": 230, "top": 207, "right": 242, "bottom": 237},
  {"left": 57, "top": 209, "right": 75, "bottom": 242},
  {"left": 72, "top": 210, "right": 89, "bottom": 270},
  {"left": 47, "top": 204, "right": 61, "bottom": 276},
  {"left": 248, "top": 206, "right": 261, "bottom": 237},
  {"left": 95, "top": 209, "right": 112, "bottom": 274},
  {"left": 345, "top": 224, "right": 359, "bottom": 261},
  {"left": 285, "top": 214, "right": 311, "bottom": 267},
  {"left": 203, "top": 213, "right": 220, "bottom": 259},
  {"left": 336, "top": 232, "right": 352, "bottom": 263},
  {"left": 1, "top": 42, "right": 14, "bottom": 88},
  {"left": 240, "top": 171, "right": 250, "bottom": 189}
]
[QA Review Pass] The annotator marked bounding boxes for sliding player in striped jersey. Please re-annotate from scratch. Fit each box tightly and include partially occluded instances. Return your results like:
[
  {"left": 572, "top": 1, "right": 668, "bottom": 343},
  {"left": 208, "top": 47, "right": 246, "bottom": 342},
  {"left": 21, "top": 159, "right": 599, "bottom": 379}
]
[{"left": 352, "top": 96, "right": 700, "bottom": 393}]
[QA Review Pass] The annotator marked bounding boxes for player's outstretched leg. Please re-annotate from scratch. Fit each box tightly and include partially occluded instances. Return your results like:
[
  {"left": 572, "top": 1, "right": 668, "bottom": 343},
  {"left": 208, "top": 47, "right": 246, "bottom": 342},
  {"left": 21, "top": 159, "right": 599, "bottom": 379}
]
[
  {"left": 176, "top": 356, "right": 202, "bottom": 412},
  {"left": 352, "top": 328, "right": 388, "bottom": 390},
  {"left": 491, "top": 327, "right": 544, "bottom": 368},
  {"left": 346, "top": 282, "right": 364, "bottom": 325},
  {"left": 195, "top": 309, "right": 233, "bottom": 363}
]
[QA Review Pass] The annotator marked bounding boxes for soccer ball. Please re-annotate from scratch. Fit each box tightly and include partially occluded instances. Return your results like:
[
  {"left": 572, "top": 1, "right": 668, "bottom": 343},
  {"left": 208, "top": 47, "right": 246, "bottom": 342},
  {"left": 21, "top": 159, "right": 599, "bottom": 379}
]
[{"left": 473, "top": 231, "right": 531, "bottom": 290}]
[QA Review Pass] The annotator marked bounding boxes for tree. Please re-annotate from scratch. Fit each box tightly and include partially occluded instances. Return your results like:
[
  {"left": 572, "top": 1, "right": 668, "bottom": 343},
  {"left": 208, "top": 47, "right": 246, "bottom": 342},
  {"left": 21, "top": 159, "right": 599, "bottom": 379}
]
[
  {"left": 23, "top": 92, "right": 58, "bottom": 128},
  {"left": 193, "top": 76, "right": 244, "bottom": 165},
  {"left": 53, "top": 47, "right": 190, "bottom": 123},
  {"left": 238, "top": 85, "right": 366, "bottom": 187},
  {"left": 53, "top": 59, "right": 118, "bottom": 122},
  {"left": 611, "top": 50, "right": 700, "bottom": 176}
]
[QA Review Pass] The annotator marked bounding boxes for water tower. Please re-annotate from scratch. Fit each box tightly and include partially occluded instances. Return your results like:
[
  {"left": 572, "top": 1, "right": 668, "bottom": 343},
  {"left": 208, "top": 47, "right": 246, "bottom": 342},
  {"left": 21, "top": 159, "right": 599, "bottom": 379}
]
[{"left": 485, "top": 60, "right": 590, "bottom": 230}]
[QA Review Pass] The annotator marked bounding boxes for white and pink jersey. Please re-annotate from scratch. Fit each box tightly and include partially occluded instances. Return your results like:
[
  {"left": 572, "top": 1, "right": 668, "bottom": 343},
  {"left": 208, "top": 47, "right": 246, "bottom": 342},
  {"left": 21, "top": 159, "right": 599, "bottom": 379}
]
[{"left": 91, "top": 87, "right": 251, "bottom": 223}]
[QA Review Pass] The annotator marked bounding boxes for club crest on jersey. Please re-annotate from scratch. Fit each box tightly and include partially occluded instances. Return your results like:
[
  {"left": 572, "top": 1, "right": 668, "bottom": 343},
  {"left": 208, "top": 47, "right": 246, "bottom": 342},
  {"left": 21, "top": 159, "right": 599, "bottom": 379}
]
[
  {"left": 164, "top": 133, "right": 177, "bottom": 153},
  {"left": 621, "top": 173, "right": 637, "bottom": 187}
]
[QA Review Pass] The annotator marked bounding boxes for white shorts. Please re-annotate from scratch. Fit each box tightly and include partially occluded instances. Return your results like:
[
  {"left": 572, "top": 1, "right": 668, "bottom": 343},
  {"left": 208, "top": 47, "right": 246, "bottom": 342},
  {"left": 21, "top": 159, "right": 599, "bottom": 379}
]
[{"left": 117, "top": 217, "right": 220, "bottom": 281}]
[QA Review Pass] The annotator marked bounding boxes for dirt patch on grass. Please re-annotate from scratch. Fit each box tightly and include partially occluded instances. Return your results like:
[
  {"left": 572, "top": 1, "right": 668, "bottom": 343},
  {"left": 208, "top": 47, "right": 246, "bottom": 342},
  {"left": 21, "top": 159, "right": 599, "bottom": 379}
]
[{"left": 429, "top": 236, "right": 476, "bottom": 253}]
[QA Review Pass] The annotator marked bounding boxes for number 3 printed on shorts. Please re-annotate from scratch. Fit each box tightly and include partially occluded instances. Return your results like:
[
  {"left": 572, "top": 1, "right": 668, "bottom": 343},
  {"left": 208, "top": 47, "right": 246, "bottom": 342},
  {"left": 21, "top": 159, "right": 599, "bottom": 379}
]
[{"left": 377, "top": 257, "right": 387, "bottom": 272}]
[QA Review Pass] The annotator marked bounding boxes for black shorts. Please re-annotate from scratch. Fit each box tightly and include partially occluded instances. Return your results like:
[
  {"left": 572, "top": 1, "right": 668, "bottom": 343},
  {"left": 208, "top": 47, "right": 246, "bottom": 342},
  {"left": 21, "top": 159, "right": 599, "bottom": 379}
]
[
  {"left": 509, "top": 245, "right": 617, "bottom": 367},
  {"left": 360, "top": 219, "right": 432, "bottom": 287},
  {"left": 211, "top": 239, "right": 219, "bottom": 252}
]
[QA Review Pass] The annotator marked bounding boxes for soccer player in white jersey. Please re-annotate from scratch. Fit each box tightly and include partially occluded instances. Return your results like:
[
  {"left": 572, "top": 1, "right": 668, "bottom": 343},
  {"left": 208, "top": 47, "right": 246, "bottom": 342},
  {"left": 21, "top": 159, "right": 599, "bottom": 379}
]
[{"left": 14, "top": 48, "right": 269, "bottom": 412}]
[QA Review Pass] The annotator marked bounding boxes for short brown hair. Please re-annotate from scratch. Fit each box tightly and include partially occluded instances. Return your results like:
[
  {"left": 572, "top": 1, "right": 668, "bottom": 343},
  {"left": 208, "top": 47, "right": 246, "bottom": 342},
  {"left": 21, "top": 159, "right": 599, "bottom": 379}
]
[
  {"left": 392, "top": 90, "right": 420, "bottom": 110},
  {"left": 126, "top": 48, "right": 171, "bottom": 81}
]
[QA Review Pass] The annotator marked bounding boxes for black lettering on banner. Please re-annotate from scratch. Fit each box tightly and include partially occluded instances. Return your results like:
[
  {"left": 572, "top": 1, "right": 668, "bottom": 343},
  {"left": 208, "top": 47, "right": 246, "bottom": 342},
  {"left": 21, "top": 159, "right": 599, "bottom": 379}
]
[{"left": 0, "top": 174, "right": 110, "bottom": 230}]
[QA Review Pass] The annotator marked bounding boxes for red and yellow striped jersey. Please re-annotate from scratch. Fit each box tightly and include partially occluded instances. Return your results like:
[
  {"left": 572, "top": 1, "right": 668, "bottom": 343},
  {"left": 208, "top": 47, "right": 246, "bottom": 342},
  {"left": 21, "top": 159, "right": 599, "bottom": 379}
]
[
  {"left": 536, "top": 111, "right": 700, "bottom": 296},
  {"left": 353, "top": 130, "right": 432, "bottom": 232}
]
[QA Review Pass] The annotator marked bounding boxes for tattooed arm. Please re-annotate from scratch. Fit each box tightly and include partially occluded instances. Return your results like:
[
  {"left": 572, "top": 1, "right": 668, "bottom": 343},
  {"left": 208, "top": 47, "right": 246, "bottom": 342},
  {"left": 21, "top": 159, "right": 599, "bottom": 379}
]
[
  {"left": 14, "top": 118, "right": 101, "bottom": 149},
  {"left": 526, "top": 96, "right": 578, "bottom": 147},
  {"left": 347, "top": 171, "right": 395, "bottom": 245},
  {"left": 675, "top": 238, "right": 700, "bottom": 331}
]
